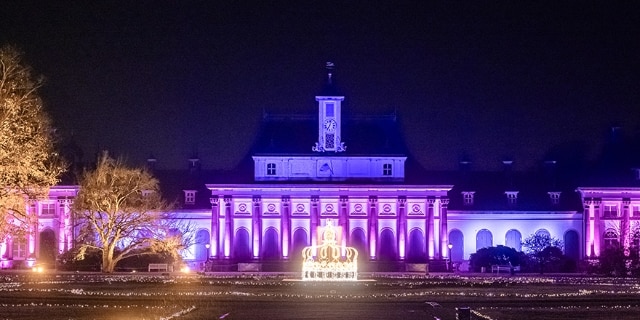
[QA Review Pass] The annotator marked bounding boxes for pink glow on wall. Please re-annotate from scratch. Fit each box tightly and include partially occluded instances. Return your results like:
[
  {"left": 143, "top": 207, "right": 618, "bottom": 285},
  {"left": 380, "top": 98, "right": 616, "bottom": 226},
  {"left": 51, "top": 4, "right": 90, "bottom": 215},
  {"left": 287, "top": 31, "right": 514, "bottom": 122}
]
[
  {"left": 282, "top": 237, "right": 289, "bottom": 258},
  {"left": 399, "top": 236, "right": 405, "bottom": 259},
  {"left": 369, "top": 237, "right": 376, "bottom": 259}
]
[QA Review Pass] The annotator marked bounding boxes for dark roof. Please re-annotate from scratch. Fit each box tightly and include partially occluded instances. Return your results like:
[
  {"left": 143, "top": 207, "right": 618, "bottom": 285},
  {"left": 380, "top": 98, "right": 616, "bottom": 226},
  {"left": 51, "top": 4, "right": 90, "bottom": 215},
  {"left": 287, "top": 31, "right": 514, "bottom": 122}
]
[
  {"left": 445, "top": 170, "right": 582, "bottom": 211},
  {"left": 252, "top": 112, "right": 407, "bottom": 156}
]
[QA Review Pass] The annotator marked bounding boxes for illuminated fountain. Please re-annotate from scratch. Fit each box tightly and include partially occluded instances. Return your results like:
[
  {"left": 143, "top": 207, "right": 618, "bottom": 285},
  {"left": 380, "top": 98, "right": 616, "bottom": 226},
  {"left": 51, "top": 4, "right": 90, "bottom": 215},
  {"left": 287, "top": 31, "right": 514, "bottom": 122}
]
[{"left": 302, "top": 219, "right": 358, "bottom": 281}]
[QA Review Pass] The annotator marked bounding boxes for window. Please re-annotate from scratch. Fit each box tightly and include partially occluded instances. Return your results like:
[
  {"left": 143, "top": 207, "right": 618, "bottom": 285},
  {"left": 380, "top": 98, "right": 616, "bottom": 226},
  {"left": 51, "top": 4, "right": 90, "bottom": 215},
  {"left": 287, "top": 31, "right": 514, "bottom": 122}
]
[
  {"left": 535, "top": 229, "right": 551, "bottom": 238},
  {"left": 548, "top": 192, "right": 561, "bottom": 205},
  {"left": 603, "top": 204, "right": 618, "bottom": 218},
  {"left": 184, "top": 190, "right": 196, "bottom": 205},
  {"left": 382, "top": 163, "right": 392, "bottom": 176},
  {"left": 633, "top": 206, "right": 640, "bottom": 217},
  {"left": 462, "top": 192, "right": 475, "bottom": 205},
  {"left": 604, "top": 228, "right": 619, "bottom": 249},
  {"left": 12, "top": 238, "right": 26, "bottom": 259},
  {"left": 141, "top": 190, "right": 154, "bottom": 197},
  {"left": 325, "top": 103, "right": 334, "bottom": 117},
  {"left": 505, "top": 191, "right": 518, "bottom": 205},
  {"left": 41, "top": 203, "right": 55, "bottom": 216},
  {"left": 266, "top": 163, "right": 276, "bottom": 175}
]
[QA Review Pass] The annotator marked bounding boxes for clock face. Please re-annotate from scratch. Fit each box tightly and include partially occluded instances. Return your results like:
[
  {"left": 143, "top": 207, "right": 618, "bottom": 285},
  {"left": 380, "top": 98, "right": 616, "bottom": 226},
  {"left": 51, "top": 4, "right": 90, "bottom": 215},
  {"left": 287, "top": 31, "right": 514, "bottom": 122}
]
[{"left": 323, "top": 119, "right": 337, "bottom": 131}]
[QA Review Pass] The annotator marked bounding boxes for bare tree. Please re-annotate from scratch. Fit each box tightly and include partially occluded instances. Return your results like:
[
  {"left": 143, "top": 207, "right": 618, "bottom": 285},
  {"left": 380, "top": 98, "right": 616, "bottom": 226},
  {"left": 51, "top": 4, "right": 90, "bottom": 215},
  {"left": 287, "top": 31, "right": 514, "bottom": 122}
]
[
  {"left": 73, "top": 152, "right": 191, "bottom": 273},
  {"left": 0, "top": 45, "right": 65, "bottom": 239},
  {"left": 522, "top": 233, "right": 563, "bottom": 274}
]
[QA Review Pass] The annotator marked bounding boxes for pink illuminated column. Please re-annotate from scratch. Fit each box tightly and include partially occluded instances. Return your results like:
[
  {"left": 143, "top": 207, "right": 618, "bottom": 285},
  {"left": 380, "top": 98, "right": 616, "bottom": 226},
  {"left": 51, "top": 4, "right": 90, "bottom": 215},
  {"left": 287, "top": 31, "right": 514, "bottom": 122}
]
[
  {"left": 281, "top": 196, "right": 290, "bottom": 259},
  {"left": 440, "top": 198, "right": 449, "bottom": 259},
  {"left": 58, "top": 198, "right": 74, "bottom": 253},
  {"left": 223, "top": 196, "right": 233, "bottom": 258},
  {"left": 209, "top": 196, "right": 219, "bottom": 259},
  {"left": 584, "top": 200, "right": 593, "bottom": 257},
  {"left": 397, "top": 197, "right": 406, "bottom": 260},
  {"left": 622, "top": 199, "right": 631, "bottom": 255},
  {"left": 310, "top": 196, "right": 320, "bottom": 248},
  {"left": 252, "top": 196, "right": 262, "bottom": 259},
  {"left": 339, "top": 196, "right": 349, "bottom": 254},
  {"left": 427, "top": 197, "right": 435, "bottom": 259},
  {"left": 593, "top": 199, "right": 602, "bottom": 256},
  {"left": 368, "top": 196, "right": 378, "bottom": 259}
]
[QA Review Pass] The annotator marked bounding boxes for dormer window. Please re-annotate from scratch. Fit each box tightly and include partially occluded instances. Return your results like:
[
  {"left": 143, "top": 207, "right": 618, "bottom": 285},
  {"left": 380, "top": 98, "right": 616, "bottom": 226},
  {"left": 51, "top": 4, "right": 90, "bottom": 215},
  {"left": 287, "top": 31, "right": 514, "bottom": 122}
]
[
  {"left": 266, "top": 163, "right": 276, "bottom": 176},
  {"left": 505, "top": 191, "right": 518, "bottom": 205},
  {"left": 462, "top": 192, "right": 475, "bottom": 205},
  {"left": 382, "top": 163, "right": 392, "bottom": 176},
  {"left": 548, "top": 192, "right": 561, "bottom": 205},
  {"left": 184, "top": 190, "right": 196, "bottom": 205}
]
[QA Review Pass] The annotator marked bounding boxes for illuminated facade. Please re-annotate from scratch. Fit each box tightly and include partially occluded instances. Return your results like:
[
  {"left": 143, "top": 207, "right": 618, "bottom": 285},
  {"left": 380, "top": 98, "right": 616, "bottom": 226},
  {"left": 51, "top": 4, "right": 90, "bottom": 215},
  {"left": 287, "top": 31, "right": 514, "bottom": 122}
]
[{"left": 4, "top": 67, "right": 640, "bottom": 271}]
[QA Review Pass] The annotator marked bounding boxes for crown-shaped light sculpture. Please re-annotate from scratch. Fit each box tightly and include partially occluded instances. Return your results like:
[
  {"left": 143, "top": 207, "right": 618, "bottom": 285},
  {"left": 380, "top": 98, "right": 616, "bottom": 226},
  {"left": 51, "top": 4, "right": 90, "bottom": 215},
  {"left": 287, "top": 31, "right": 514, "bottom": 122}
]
[{"left": 302, "top": 219, "right": 358, "bottom": 281}]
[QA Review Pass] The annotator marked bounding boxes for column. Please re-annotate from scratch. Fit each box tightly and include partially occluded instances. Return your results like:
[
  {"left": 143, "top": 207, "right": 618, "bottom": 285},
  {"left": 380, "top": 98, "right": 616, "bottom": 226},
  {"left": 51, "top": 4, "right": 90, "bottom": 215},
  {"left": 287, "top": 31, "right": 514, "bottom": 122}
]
[
  {"left": 622, "top": 198, "right": 631, "bottom": 255},
  {"left": 427, "top": 197, "right": 435, "bottom": 259},
  {"left": 368, "top": 196, "right": 378, "bottom": 259},
  {"left": 223, "top": 196, "right": 233, "bottom": 258},
  {"left": 440, "top": 197, "right": 449, "bottom": 260},
  {"left": 339, "top": 196, "right": 349, "bottom": 254},
  {"left": 281, "top": 196, "right": 290, "bottom": 259},
  {"left": 209, "top": 196, "right": 219, "bottom": 259},
  {"left": 310, "top": 196, "right": 320, "bottom": 248},
  {"left": 397, "top": 197, "right": 407, "bottom": 260},
  {"left": 593, "top": 198, "right": 602, "bottom": 256},
  {"left": 583, "top": 199, "right": 593, "bottom": 258},
  {"left": 252, "top": 196, "right": 262, "bottom": 259}
]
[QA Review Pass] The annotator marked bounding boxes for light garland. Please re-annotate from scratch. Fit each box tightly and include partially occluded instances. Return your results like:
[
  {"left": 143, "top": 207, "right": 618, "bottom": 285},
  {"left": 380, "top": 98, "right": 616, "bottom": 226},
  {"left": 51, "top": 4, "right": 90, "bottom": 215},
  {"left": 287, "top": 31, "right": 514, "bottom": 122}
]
[{"left": 301, "top": 219, "right": 358, "bottom": 281}]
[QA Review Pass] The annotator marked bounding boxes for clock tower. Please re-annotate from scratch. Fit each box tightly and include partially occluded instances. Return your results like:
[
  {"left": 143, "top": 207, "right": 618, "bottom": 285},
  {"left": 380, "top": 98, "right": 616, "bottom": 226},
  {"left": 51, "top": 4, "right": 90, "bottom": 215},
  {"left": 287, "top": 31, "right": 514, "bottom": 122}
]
[{"left": 313, "top": 62, "right": 346, "bottom": 152}]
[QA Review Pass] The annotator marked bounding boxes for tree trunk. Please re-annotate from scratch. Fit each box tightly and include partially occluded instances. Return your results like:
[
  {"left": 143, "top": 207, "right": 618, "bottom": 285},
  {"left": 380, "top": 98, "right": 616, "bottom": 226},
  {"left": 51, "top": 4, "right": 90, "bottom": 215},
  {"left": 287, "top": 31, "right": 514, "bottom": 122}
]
[{"left": 102, "top": 247, "right": 116, "bottom": 273}]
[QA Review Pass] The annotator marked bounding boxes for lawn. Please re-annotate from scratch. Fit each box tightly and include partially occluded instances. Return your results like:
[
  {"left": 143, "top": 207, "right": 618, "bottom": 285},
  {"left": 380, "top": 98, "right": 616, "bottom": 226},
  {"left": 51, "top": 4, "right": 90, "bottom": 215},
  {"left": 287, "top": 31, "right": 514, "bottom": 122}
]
[{"left": 0, "top": 272, "right": 638, "bottom": 319}]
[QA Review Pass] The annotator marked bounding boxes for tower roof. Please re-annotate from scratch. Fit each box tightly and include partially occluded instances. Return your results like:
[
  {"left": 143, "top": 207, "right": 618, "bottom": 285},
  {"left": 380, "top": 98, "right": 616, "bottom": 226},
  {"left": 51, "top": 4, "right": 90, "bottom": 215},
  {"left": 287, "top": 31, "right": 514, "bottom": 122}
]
[{"left": 317, "top": 62, "right": 343, "bottom": 97}]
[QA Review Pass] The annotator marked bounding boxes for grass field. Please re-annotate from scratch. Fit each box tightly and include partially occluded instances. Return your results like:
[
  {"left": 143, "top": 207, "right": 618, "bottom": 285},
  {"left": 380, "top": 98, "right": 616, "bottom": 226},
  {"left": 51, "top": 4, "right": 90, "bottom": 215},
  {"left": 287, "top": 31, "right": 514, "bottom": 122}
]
[{"left": 0, "top": 272, "right": 638, "bottom": 319}]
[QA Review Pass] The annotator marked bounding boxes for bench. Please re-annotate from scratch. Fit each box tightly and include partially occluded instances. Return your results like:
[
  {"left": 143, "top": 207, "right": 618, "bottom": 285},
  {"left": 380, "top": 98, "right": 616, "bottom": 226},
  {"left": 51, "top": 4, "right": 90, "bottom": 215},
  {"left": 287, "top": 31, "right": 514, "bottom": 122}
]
[
  {"left": 148, "top": 263, "right": 169, "bottom": 272},
  {"left": 491, "top": 264, "right": 519, "bottom": 274}
]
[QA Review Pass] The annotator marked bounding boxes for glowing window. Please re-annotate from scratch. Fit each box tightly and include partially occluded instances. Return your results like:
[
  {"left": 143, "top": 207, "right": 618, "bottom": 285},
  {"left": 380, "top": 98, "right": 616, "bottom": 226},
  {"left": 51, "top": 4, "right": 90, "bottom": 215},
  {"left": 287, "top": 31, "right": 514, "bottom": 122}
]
[
  {"left": 382, "top": 163, "right": 392, "bottom": 176},
  {"left": 184, "top": 190, "right": 196, "bottom": 204},
  {"left": 40, "top": 203, "right": 55, "bottom": 216},
  {"left": 325, "top": 103, "right": 334, "bottom": 117},
  {"left": 603, "top": 204, "right": 618, "bottom": 218},
  {"left": 604, "top": 228, "right": 619, "bottom": 249},
  {"left": 266, "top": 163, "right": 276, "bottom": 175},
  {"left": 462, "top": 192, "right": 475, "bottom": 205},
  {"left": 633, "top": 206, "right": 640, "bottom": 217},
  {"left": 12, "top": 238, "right": 26, "bottom": 259}
]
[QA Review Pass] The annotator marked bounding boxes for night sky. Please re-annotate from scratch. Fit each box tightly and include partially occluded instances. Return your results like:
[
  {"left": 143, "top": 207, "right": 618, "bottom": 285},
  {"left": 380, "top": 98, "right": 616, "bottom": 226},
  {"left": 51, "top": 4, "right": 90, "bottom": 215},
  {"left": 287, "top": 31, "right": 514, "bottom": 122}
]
[{"left": 2, "top": 1, "right": 638, "bottom": 172}]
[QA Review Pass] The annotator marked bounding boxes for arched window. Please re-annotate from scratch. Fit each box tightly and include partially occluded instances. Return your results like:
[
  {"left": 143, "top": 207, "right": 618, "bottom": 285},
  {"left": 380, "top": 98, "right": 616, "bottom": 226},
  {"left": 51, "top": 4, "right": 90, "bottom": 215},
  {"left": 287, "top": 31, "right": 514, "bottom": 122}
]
[
  {"left": 505, "top": 229, "right": 522, "bottom": 251},
  {"left": 476, "top": 229, "right": 493, "bottom": 251},
  {"left": 535, "top": 229, "right": 551, "bottom": 238},
  {"left": 603, "top": 228, "right": 619, "bottom": 249}
]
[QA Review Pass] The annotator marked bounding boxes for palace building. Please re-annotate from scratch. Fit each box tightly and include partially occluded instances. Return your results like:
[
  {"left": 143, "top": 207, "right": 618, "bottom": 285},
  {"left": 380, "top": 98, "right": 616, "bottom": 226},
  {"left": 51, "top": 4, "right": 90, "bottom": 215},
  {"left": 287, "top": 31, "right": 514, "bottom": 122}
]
[{"left": 4, "top": 65, "right": 640, "bottom": 271}]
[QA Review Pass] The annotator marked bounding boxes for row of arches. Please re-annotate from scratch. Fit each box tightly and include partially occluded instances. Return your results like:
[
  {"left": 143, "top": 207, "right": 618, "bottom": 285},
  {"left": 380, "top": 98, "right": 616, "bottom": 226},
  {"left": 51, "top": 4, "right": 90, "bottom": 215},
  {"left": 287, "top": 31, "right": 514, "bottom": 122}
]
[
  {"left": 449, "top": 228, "right": 581, "bottom": 262},
  {"left": 190, "top": 227, "right": 582, "bottom": 263}
]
